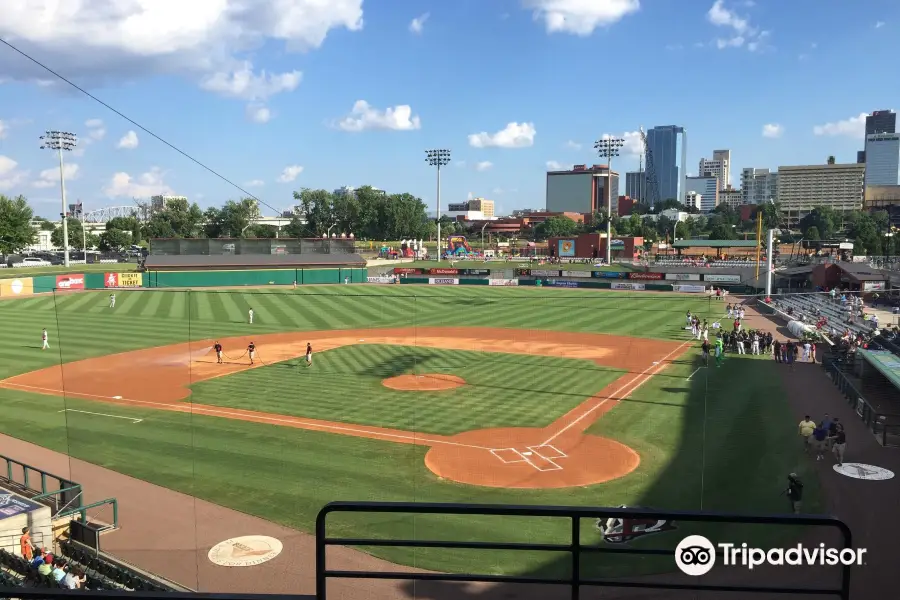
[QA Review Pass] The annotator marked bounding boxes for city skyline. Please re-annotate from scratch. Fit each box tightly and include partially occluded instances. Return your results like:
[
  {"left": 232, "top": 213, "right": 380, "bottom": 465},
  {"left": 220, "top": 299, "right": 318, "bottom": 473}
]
[{"left": 0, "top": 0, "right": 899, "bottom": 218}]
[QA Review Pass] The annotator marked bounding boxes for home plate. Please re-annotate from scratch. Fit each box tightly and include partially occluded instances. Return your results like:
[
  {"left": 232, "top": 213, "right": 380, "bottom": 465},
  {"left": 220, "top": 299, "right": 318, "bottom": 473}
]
[
  {"left": 112, "top": 396, "right": 122, "bottom": 399},
  {"left": 652, "top": 362, "right": 660, "bottom": 365}
]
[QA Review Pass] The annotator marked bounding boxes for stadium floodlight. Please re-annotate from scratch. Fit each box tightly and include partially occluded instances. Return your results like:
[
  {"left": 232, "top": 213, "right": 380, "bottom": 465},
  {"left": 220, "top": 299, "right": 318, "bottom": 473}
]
[
  {"left": 40, "top": 131, "right": 78, "bottom": 267},
  {"left": 425, "top": 149, "right": 451, "bottom": 260},
  {"left": 594, "top": 137, "right": 625, "bottom": 265}
]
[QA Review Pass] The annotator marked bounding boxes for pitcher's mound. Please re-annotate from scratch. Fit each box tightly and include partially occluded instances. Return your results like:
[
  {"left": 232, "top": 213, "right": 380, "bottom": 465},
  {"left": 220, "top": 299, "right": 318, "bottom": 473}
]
[{"left": 382, "top": 373, "right": 466, "bottom": 391}]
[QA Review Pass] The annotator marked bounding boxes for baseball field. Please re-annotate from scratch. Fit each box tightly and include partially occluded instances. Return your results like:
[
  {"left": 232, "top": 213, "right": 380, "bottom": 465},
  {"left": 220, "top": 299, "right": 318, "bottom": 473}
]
[{"left": 0, "top": 285, "right": 821, "bottom": 579}]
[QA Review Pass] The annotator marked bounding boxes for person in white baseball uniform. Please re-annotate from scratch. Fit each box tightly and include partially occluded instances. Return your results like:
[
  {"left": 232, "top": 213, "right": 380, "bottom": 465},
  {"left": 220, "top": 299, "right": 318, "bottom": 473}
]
[
  {"left": 41, "top": 328, "right": 49, "bottom": 350},
  {"left": 109, "top": 294, "right": 116, "bottom": 308},
  {"left": 738, "top": 307, "right": 745, "bottom": 320},
  {"left": 802, "top": 341, "right": 813, "bottom": 362},
  {"left": 248, "top": 308, "right": 254, "bottom": 324},
  {"left": 751, "top": 332, "right": 760, "bottom": 355}
]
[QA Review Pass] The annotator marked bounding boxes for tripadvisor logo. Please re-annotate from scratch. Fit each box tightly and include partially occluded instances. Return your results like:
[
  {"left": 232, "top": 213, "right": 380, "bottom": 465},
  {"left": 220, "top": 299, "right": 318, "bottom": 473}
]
[{"left": 675, "top": 535, "right": 866, "bottom": 576}]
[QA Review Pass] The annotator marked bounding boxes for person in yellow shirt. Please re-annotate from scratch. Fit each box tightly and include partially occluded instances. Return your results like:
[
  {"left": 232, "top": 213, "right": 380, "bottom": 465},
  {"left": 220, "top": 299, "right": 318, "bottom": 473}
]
[{"left": 798, "top": 415, "right": 816, "bottom": 453}]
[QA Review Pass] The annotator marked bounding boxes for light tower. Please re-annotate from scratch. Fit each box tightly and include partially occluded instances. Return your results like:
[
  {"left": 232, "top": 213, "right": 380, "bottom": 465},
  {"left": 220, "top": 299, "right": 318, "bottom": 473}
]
[
  {"left": 594, "top": 136, "right": 624, "bottom": 264},
  {"left": 40, "top": 131, "right": 77, "bottom": 267},
  {"left": 425, "top": 149, "right": 451, "bottom": 260}
]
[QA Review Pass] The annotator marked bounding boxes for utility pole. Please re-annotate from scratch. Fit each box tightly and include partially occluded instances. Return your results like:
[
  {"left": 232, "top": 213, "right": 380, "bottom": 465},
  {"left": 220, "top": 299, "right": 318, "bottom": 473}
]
[
  {"left": 594, "top": 136, "right": 624, "bottom": 264},
  {"left": 425, "top": 149, "right": 451, "bottom": 260},
  {"left": 40, "top": 131, "right": 77, "bottom": 267}
]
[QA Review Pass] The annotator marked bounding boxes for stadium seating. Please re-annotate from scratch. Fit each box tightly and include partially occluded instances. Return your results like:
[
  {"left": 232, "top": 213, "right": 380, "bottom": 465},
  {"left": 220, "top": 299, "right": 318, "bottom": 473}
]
[
  {"left": 771, "top": 293, "right": 875, "bottom": 338},
  {"left": 654, "top": 258, "right": 762, "bottom": 268}
]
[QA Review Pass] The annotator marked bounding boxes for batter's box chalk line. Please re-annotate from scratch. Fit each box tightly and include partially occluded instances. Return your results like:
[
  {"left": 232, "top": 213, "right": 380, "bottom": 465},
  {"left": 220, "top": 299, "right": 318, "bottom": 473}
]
[{"left": 489, "top": 446, "right": 566, "bottom": 472}]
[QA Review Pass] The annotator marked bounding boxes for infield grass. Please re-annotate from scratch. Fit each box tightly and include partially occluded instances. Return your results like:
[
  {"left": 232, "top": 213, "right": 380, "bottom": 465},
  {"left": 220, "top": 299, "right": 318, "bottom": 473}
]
[{"left": 0, "top": 286, "right": 821, "bottom": 578}]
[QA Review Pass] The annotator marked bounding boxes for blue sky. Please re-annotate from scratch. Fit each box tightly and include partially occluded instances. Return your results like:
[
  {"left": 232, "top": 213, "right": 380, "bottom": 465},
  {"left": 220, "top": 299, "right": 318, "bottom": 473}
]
[{"left": 0, "top": 0, "right": 898, "bottom": 219}]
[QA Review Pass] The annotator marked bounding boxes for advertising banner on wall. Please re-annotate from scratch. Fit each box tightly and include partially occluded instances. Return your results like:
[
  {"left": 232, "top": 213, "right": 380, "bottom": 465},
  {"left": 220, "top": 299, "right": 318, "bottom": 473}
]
[
  {"left": 704, "top": 274, "right": 741, "bottom": 283},
  {"left": 546, "top": 279, "right": 580, "bottom": 288},
  {"left": 628, "top": 272, "right": 663, "bottom": 280},
  {"left": 672, "top": 284, "right": 707, "bottom": 293},
  {"left": 429, "top": 268, "right": 459, "bottom": 275},
  {"left": 561, "top": 270, "right": 592, "bottom": 278},
  {"left": 530, "top": 269, "right": 562, "bottom": 277},
  {"left": 461, "top": 269, "right": 490, "bottom": 276},
  {"left": 863, "top": 281, "right": 886, "bottom": 292},
  {"left": 593, "top": 271, "right": 627, "bottom": 279},
  {"left": 393, "top": 267, "right": 422, "bottom": 274},
  {"left": 56, "top": 274, "right": 85, "bottom": 290},
  {"left": 0, "top": 493, "right": 41, "bottom": 520},
  {"left": 611, "top": 282, "right": 646, "bottom": 291},
  {"left": 105, "top": 272, "right": 143, "bottom": 288},
  {"left": 665, "top": 273, "right": 701, "bottom": 281},
  {"left": 429, "top": 278, "right": 459, "bottom": 285},
  {"left": 367, "top": 277, "right": 396, "bottom": 284},
  {"left": 557, "top": 240, "right": 576, "bottom": 257},
  {"left": 0, "top": 277, "right": 34, "bottom": 297},
  {"left": 489, "top": 279, "right": 519, "bottom": 286}
]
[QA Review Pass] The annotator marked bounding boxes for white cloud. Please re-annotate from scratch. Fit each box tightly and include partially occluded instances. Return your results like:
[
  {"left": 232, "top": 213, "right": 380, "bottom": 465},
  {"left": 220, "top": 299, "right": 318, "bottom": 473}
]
[
  {"left": 85, "top": 119, "right": 103, "bottom": 129},
  {"left": 277, "top": 165, "right": 304, "bottom": 183},
  {"left": 33, "top": 163, "right": 80, "bottom": 188},
  {"left": 469, "top": 122, "right": 536, "bottom": 148},
  {"left": 245, "top": 179, "right": 265, "bottom": 187},
  {"left": 246, "top": 104, "right": 272, "bottom": 123},
  {"left": 761, "top": 123, "right": 783, "bottom": 138},
  {"left": 813, "top": 113, "right": 867, "bottom": 139},
  {"left": 565, "top": 140, "right": 582, "bottom": 150},
  {"left": 0, "top": 2, "right": 363, "bottom": 101},
  {"left": 336, "top": 100, "right": 421, "bottom": 132},
  {"left": 599, "top": 131, "right": 643, "bottom": 156},
  {"left": 546, "top": 160, "right": 565, "bottom": 170},
  {"left": 524, "top": 0, "right": 640, "bottom": 36},
  {"left": 117, "top": 130, "right": 139, "bottom": 149},
  {"left": 475, "top": 161, "right": 493, "bottom": 171},
  {"left": 85, "top": 119, "right": 106, "bottom": 141},
  {"left": 0, "top": 120, "right": 7, "bottom": 139},
  {"left": 0, "top": 156, "right": 29, "bottom": 191},
  {"left": 200, "top": 62, "right": 302, "bottom": 101},
  {"left": 409, "top": 13, "right": 429, "bottom": 34},
  {"left": 875, "top": 21, "right": 885, "bottom": 28},
  {"left": 103, "top": 168, "right": 172, "bottom": 198},
  {"left": 707, "top": 0, "right": 769, "bottom": 51}
]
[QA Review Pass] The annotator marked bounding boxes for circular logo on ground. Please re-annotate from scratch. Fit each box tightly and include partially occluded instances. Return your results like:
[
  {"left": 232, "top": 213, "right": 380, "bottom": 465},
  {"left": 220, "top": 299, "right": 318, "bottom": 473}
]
[
  {"left": 208, "top": 535, "right": 283, "bottom": 567},
  {"left": 11, "top": 279, "right": 23, "bottom": 294},
  {"left": 833, "top": 463, "right": 894, "bottom": 480},
  {"left": 675, "top": 535, "right": 716, "bottom": 576}
]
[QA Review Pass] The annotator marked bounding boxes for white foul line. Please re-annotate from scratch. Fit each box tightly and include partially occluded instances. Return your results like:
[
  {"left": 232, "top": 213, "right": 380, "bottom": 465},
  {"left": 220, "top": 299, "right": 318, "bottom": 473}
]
[
  {"left": 8, "top": 382, "right": 490, "bottom": 451},
  {"left": 686, "top": 367, "right": 702, "bottom": 381},
  {"left": 58, "top": 409, "right": 142, "bottom": 423},
  {"left": 540, "top": 340, "right": 692, "bottom": 447}
]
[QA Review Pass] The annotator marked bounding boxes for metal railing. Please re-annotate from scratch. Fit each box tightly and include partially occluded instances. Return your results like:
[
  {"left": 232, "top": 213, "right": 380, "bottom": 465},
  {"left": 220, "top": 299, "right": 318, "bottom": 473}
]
[
  {"left": 57, "top": 499, "right": 119, "bottom": 531},
  {"left": 316, "top": 501, "right": 853, "bottom": 600},
  {"left": 823, "top": 358, "right": 900, "bottom": 448},
  {"left": 0, "top": 455, "right": 82, "bottom": 512}
]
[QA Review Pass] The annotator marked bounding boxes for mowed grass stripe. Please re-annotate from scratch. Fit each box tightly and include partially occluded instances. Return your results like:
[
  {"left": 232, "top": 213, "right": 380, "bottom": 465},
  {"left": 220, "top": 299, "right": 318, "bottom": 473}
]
[{"left": 190, "top": 345, "right": 624, "bottom": 435}]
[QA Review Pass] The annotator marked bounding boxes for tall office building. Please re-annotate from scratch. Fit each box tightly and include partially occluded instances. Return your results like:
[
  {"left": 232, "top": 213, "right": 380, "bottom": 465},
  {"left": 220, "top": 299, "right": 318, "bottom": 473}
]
[
  {"left": 545, "top": 164, "right": 619, "bottom": 214},
  {"left": 864, "top": 133, "right": 900, "bottom": 186},
  {"left": 645, "top": 125, "right": 687, "bottom": 205},
  {"left": 866, "top": 110, "right": 896, "bottom": 135},
  {"left": 740, "top": 168, "right": 778, "bottom": 205},
  {"left": 685, "top": 176, "right": 719, "bottom": 212},
  {"left": 625, "top": 171, "right": 644, "bottom": 201},
  {"left": 776, "top": 163, "right": 865, "bottom": 215},
  {"left": 720, "top": 187, "right": 742, "bottom": 208},
  {"left": 698, "top": 150, "right": 730, "bottom": 191}
]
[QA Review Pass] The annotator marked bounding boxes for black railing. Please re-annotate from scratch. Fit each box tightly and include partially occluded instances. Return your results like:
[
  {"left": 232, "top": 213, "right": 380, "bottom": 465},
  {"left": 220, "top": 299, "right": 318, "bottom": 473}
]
[
  {"left": 823, "top": 357, "right": 900, "bottom": 448},
  {"left": 316, "top": 501, "right": 853, "bottom": 600}
]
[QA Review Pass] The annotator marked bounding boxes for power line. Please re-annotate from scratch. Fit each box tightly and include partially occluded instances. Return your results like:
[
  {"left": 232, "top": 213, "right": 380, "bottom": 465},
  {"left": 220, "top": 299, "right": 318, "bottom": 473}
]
[{"left": 0, "top": 36, "right": 282, "bottom": 216}]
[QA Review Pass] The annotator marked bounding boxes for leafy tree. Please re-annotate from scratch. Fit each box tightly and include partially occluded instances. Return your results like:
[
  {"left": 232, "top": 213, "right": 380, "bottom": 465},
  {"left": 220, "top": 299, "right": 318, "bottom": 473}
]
[
  {"left": 143, "top": 197, "right": 204, "bottom": 238},
  {"left": 246, "top": 224, "right": 277, "bottom": 238},
  {"left": 827, "top": 155, "right": 836, "bottom": 165},
  {"left": 107, "top": 215, "right": 142, "bottom": 244},
  {"left": 534, "top": 215, "right": 579, "bottom": 239},
  {"left": 805, "top": 226, "right": 821, "bottom": 241},
  {"left": 51, "top": 218, "right": 97, "bottom": 249},
  {"left": 759, "top": 201, "right": 781, "bottom": 229},
  {"left": 0, "top": 194, "right": 37, "bottom": 254},
  {"left": 98, "top": 228, "right": 132, "bottom": 252},
  {"left": 799, "top": 207, "right": 838, "bottom": 240}
]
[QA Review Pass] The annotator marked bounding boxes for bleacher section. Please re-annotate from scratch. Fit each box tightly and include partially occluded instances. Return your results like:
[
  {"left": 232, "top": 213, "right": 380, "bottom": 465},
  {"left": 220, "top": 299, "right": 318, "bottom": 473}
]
[
  {"left": 654, "top": 259, "right": 762, "bottom": 268},
  {"left": 0, "top": 540, "right": 177, "bottom": 593},
  {"left": 771, "top": 293, "right": 876, "bottom": 338}
]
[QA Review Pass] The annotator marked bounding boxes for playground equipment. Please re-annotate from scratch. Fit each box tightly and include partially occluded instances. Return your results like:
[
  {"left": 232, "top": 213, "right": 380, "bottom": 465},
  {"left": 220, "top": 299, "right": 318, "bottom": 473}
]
[
  {"left": 446, "top": 236, "right": 474, "bottom": 256},
  {"left": 400, "top": 239, "right": 424, "bottom": 258}
]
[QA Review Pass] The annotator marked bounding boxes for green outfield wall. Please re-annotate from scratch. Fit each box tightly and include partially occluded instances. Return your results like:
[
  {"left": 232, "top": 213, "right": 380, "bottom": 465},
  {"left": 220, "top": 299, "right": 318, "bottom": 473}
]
[{"left": 144, "top": 268, "right": 367, "bottom": 288}]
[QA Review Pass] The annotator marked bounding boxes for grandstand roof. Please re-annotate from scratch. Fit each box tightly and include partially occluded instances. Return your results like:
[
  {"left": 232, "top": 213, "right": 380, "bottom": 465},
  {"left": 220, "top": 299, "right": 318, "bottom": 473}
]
[
  {"left": 834, "top": 262, "right": 888, "bottom": 282},
  {"left": 673, "top": 240, "right": 760, "bottom": 249},
  {"left": 144, "top": 253, "right": 366, "bottom": 269}
]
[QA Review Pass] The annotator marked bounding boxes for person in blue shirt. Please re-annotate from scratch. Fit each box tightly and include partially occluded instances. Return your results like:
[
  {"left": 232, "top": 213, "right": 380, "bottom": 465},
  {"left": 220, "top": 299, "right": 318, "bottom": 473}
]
[
  {"left": 30, "top": 548, "right": 46, "bottom": 569},
  {"left": 812, "top": 425, "right": 829, "bottom": 461}
]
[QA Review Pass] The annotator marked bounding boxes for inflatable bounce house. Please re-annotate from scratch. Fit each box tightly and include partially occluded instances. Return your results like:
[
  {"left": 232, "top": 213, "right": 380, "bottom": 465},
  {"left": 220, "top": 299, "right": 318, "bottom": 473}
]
[{"left": 446, "top": 235, "right": 474, "bottom": 256}]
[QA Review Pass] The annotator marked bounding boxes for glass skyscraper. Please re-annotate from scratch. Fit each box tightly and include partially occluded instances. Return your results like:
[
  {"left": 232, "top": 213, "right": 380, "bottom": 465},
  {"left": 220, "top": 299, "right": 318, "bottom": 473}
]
[
  {"left": 645, "top": 125, "right": 685, "bottom": 204},
  {"left": 864, "top": 133, "right": 900, "bottom": 186}
]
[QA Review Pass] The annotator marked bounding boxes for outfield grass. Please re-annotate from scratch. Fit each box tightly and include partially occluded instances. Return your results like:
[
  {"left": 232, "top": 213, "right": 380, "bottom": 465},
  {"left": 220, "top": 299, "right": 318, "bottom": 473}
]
[{"left": 0, "top": 286, "right": 818, "bottom": 578}]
